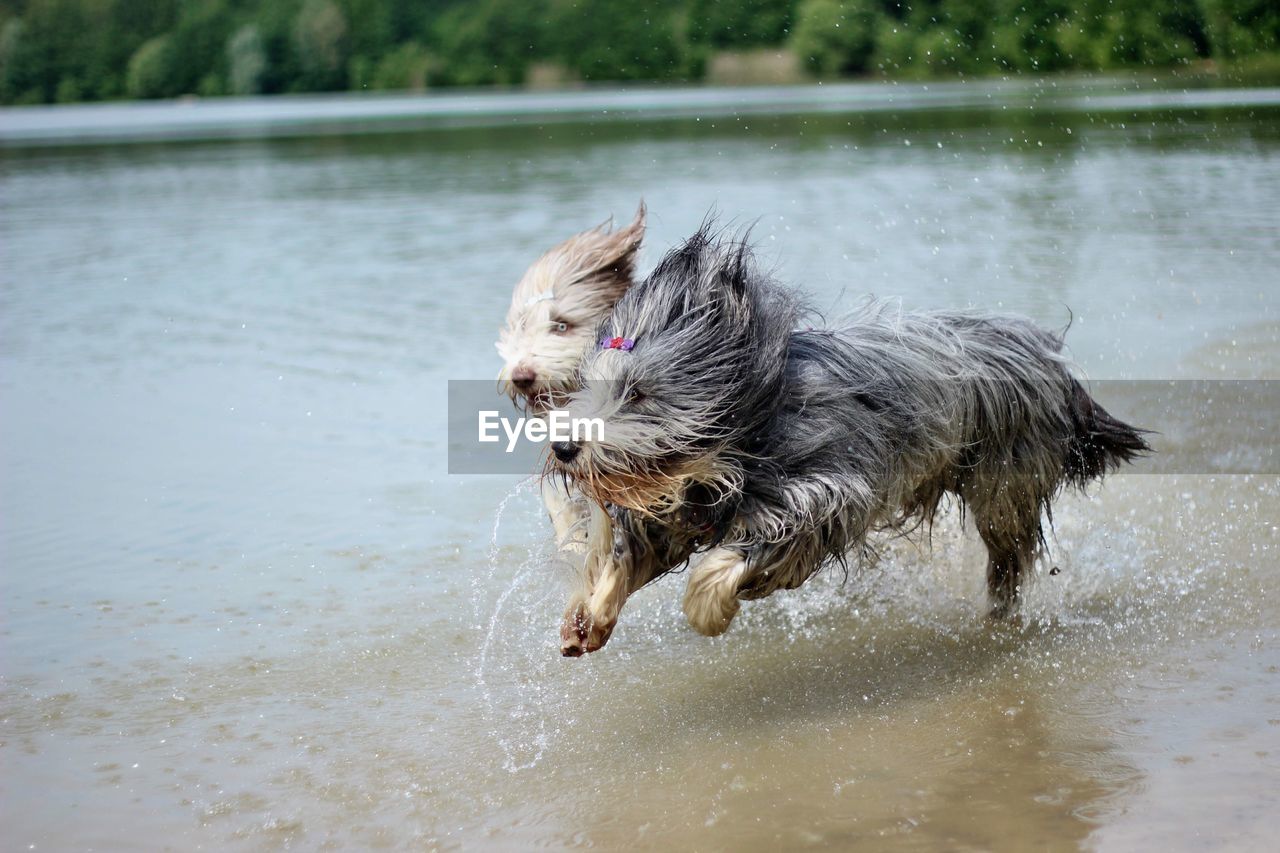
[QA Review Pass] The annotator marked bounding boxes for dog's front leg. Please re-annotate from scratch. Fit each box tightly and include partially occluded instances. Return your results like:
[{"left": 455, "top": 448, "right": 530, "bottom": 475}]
[
  {"left": 560, "top": 503, "right": 633, "bottom": 656},
  {"left": 560, "top": 506, "right": 690, "bottom": 656},
  {"left": 541, "top": 476, "right": 589, "bottom": 555}
]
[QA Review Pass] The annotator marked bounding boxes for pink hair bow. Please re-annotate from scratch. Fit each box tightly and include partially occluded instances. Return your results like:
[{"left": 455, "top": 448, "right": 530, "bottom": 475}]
[{"left": 599, "top": 336, "right": 635, "bottom": 351}]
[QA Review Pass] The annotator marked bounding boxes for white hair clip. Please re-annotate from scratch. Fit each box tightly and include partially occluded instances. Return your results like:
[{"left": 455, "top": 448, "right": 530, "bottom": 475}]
[{"left": 524, "top": 290, "right": 555, "bottom": 307}]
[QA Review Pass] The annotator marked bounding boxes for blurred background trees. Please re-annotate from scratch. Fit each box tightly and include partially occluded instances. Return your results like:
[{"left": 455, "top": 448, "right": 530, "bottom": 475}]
[{"left": 0, "top": 0, "right": 1275, "bottom": 104}]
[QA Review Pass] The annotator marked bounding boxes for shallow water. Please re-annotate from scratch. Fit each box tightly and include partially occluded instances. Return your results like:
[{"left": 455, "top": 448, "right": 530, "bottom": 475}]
[{"left": 2, "top": 80, "right": 1278, "bottom": 849}]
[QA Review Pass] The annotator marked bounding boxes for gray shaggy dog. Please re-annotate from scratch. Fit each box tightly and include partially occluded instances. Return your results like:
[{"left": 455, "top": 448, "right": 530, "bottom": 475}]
[{"left": 548, "top": 227, "right": 1149, "bottom": 656}]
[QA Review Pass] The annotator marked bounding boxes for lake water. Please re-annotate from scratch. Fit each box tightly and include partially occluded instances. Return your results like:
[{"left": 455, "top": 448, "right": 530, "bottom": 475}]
[{"left": 2, "top": 79, "right": 1278, "bottom": 849}]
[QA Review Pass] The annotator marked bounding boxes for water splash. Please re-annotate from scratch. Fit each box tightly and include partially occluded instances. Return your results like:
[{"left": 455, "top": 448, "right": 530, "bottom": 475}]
[
  {"left": 465, "top": 473, "right": 1261, "bottom": 775},
  {"left": 476, "top": 563, "right": 549, "bottom": 772},
  {"left": 474, "top": 476, "right": 536, "bottom": 624},
  {"left": 473, "top": 476, "right": 576, "bottom": 772}
]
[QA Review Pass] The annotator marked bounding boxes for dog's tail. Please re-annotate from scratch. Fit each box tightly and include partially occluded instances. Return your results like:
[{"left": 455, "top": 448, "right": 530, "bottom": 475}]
[{"left": 1063, "top": 378, "right": 1152, "bottom": 486}]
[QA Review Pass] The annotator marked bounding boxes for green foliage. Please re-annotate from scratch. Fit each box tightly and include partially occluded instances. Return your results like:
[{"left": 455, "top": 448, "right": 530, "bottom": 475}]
[
  {"left": 912, "top": 28, "right": 965, "bottom": 75},
  {"left": 1199, "top": 0, "right": 1280, "bottom": 57},
  {"left": 870, "top": 17, "right": 916, "bottom": 74},
  {"left": 0, "top": 18, "right": 32, "bottom": 103},
  {"left": 336, "top": 0, "right": 392, "bottom": 62},
  {"left": 3, "top": 0, "right": 95, "bottom": 101},
  {"left": 126, "top": 34, "right": 174, "bottom": 99},
  {"left": 54, "top": 73, "right": 81, "bottom": 102},
  {"left": 1093, "top": 8, "right": 1199, "bottom": 67},
  {"left": 547, "top": 0, "right": 693, "bottom": 83},
  {"left": 1, "top": 0, "right": 1278, "bottom": 104},
  {"left": 792, "top": 0, "right": 881, "bottom": 75},
  {"left": 368, "top": 41, "right": 435, "bottom": 91},
  {"left": 251, "top": 0, "right": 304, "bottom": 96},
  {"left": 292, "top": 0, "right": 348, "bottom": 90},
  {"left": 688, "top": 0, "right": 796, "bottom": 48},
  {"left": 985, "top": 0, "right": 1074, "bottom": 73},
  {"left": 429, "top": 0, "right": 542, "bottom": 86},
  {"left": 158, "top": 0, "right": 237, "bottom": 96},
  {"left": 227, "top": 24, "right": 266, "bottom": 95}
]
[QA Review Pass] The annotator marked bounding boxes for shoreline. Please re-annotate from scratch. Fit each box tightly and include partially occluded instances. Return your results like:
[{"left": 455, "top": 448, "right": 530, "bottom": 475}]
[{"left": 4, "top": 75, "right": 1280, "bottom": 148}]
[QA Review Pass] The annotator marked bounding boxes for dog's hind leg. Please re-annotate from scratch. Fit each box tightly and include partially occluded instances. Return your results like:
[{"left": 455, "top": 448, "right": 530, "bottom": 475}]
[
  {"left": 972, "top": 501, "right": 1042, "bottom": 619},
  {"left": 682, "top": 547, "right": 749, "bottom": 637},
  {"left": 683, "top": 537, "right": 829, "bottom": 637}
]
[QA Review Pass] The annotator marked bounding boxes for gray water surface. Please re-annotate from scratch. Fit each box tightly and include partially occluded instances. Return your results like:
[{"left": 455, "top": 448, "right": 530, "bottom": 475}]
[{"left": 2, "top": 81, "right": 1278, "bottom": 849}]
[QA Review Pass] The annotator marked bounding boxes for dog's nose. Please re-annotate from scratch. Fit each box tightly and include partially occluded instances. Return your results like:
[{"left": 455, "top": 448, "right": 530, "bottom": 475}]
[
  {"left": 511, "top": 365, "right": 536, "bottom": 391},
  {"left": 551, "top": 440, "right": 580, "bottom": 463}
]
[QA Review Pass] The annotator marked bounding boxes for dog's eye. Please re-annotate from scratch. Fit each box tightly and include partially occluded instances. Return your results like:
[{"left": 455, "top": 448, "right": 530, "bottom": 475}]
[
  {"left": 625, "top": 387, "right": 647, "bottom": 406},
  {"left": 550, "top": 320, "right": 572, "bottom": 334}
]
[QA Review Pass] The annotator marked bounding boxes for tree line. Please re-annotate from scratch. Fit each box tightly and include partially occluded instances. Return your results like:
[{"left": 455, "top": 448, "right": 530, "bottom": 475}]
[{"left": 1, "top": 0, "right": 1276, "bottom": 105}]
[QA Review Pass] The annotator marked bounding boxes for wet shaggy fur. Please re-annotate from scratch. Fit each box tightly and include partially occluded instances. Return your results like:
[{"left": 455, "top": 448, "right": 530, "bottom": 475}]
[
  {"left": 550, "top": 228, "right": 1150, "bottom": 655},
  {"left": 497, "top": 204, "right": 645, "bottom": 413},
  {"left": 495, "top": 205, "right": 646, "bottom": 558}
]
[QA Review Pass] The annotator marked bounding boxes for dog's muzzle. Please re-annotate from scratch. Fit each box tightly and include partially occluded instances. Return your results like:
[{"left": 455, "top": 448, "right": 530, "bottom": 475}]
[
  {"left": 511, "top": 365, "right": 537, "bottom": 393},
  {"left": 551, "top": 440, "right": 580, "bottom": 463}
]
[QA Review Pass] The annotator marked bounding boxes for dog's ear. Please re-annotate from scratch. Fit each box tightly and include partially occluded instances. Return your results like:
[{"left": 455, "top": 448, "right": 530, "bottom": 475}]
[{"left": 572, "top": 201, "right": 645, "bottom": 299}]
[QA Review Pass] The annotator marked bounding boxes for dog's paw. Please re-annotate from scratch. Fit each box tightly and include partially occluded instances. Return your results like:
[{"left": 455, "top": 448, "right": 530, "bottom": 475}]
[
  {"left": 559, "top": 603, "right": 614, "bottom": 656},
  {"left": 684, "top": 592, "right": 740, "bottom": 637},
  {"left": 560, "top": 604, "right": 589, "bottom": 656},
  {"left": 683, "top": 550, "right": 746, "bottom": 637}
]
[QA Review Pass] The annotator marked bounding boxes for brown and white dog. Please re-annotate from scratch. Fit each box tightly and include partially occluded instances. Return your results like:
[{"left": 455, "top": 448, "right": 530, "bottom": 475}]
[{"left": 496, "top": 203, "right": 646, "bottom": 566}]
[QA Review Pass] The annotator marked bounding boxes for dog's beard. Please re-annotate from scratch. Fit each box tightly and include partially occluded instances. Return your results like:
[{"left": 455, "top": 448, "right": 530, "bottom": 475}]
[
  {"left": 500, "top": 376, "right": 575, "bottom": 415},
  {"left": 565, "top": 450, "right": 742, "bottom": 518},
  {"left": 527, "top": 387, "right": 569, "bottom": 413},
  {"left": 573, "top": 463, "right": 688, "bottom": 513}
]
